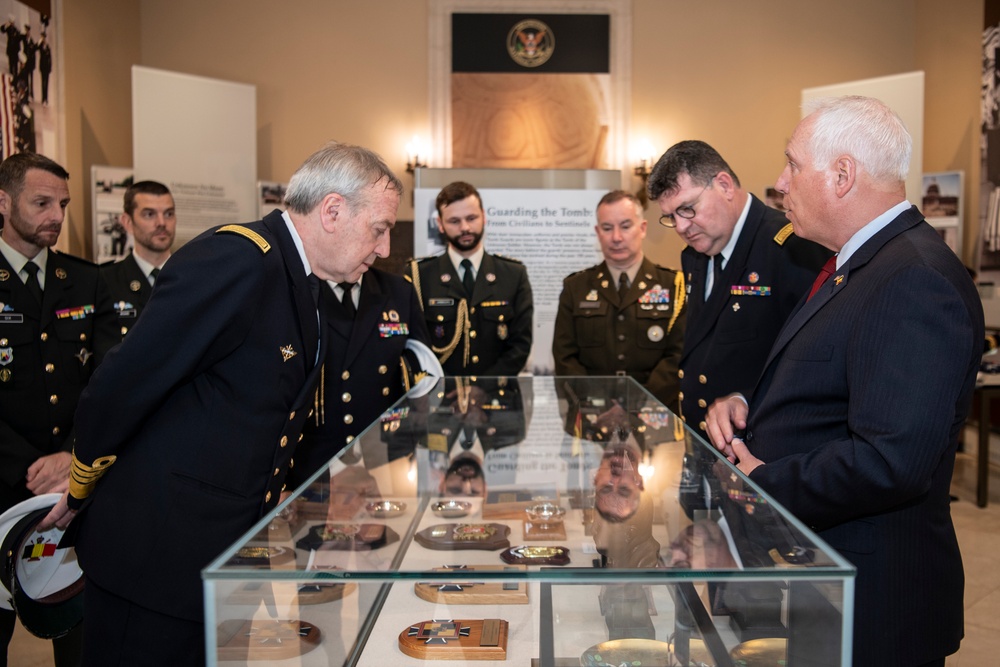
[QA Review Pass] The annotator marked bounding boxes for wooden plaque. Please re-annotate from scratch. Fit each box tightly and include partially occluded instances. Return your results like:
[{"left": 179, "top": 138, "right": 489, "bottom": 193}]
[
  {"left": 295, "top": 523, "right": 398, "bottom": 552},
  {"left": 414, "top": 565, "right": 528, "bottom": 604},
  {"left": 500, "top": 545, "right": 571, "bottom": 566},
  {"left": 523, "top": 519, "right": 567, "bottom": 541},
  {"left": 414, "top": 523, "right": 510, "bottom": 551},
  {"left": 215, "top": 619, "right": 321, "bottom": 661},
  {"left": 482, "top": 488, "right": 558, "bottom": 519},
  {"left": 398, "top": 619, "right": 508, "bottom": 661}
]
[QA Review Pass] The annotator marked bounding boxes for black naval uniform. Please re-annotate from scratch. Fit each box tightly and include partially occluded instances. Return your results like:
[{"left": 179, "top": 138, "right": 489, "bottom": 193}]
[
  {"left": 290, "top": 268, "right": 432, "bottom": 486},
  {"left": 67, "top": 211, "right": 324, "bottom": 665},
  {"left": 0, "top": 248, "right": 116, "bottom": 666},
  {"left": 405, "top": 252, "right": 533, "bottom": 376},
  {"left": 553, "top": 257, "right": 685, "bottom": 407},
  {"left": 679, "top": 196, "right": 831, "bottom": 434},
  {"left": 100, "top": 251, "right": 155, "bottom": 340}
]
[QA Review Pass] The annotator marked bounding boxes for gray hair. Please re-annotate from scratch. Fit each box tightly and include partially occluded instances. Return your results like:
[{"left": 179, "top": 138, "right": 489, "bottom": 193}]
[
  {"left": 803, "top": 95, "right": 912, "bottom": 183},
  {"left": 284, "top": 141, "right": 402, "bottom": 214}
]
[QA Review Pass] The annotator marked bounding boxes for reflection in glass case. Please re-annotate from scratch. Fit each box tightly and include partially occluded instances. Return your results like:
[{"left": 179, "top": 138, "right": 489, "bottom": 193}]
[{"left": 204, "top": 376, "right": 855, "bottom": 666}]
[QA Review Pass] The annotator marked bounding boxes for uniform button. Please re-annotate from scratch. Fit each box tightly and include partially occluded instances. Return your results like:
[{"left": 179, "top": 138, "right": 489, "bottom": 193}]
[
  {"left": 280, "top": 435, "right": 288, "bottom": 448},
  {"left": 297, "top": 433, "right": 303, "bottom": 442},
  {"left": 289, "top": 411, "right": 296, "bottom": 420},
  {"left": 698, "top": 375, "right": 707, "bottom": 384},
  {"left": 44, "top": 363, "right": 54, "bottom": 373},
  {"left": 470, "top": 307, "right": 476, "bottom": 314},
  {"left": 617, "top": 334, "right": 625, "bottom": 341},
  {"left": 52, "top": 426, "right": 60, "bottom": 435},
  {"left": 342, "top": 392, "right": 351, "bottom": 403},
  {"left": 344, "top": 414, "right": 354, "bottom": 424},
  {"left": 437, "top": 315, "right": 444, "bottom": 322},
  {"left": 678, "top": 369, "right": 685, "bottom": 379},
  {"left": 79, "top": 333, "right": 87, "bottom": 341},
  {"left": 378, "top": 365, "right": 388, "bottom": 374},
  {"left": 121, "top": 326, "right": 128, "bottom": 335},
  {"left": 308, "top": 409, "right": 314, "bottom": 418},
  {"left": 265, "top": 491, "right": 272, "bottom": 503},
  {"left": 498, "top": 315, "right": 505, "bottom": 322},
  {"left": 472, "top": 355, "right": 479, "bottom": 363},
  {"left": 617, "top": 354, "right": 625, "bottom": 361},
  {"left": 342, "top": 370, "right": 350, "bottom": 381},
  {"left": 0, "top": 338, "right": 6, "bottom": 345},
  {"left": 40, "top": 333, "right": 48, "bottom": 341},
  {"left": 678, "top": 391, "right": 685, "bottom": 400},
  {"left": 699, "top": 421, "right": 707, "bottom": 431},
  {"left": 289, "top": 458, "right": 294, "bottom": 468},
  {"left": 49, "top": 395, "right": 58, "bottom": 405},
  {"left": 273, "top": 468, "right": 280, "bottom": 476},
  {"left": 469, "top": 330, "right": 477, "bottom": 339},
  {"left": 617, "top": 314, "right": 625, "bottom": 321},
  {"left": 281, "top": 484, "right": 286, "bottom": 492},
  {"left": 382, "top": 387, "right": 390, "bottom": 396},
  {"left": 698, "top": 399, "right": 707, "bottom": 408},
  {"left": 346, "top": 435, "right": 354, "bottom": 444}
]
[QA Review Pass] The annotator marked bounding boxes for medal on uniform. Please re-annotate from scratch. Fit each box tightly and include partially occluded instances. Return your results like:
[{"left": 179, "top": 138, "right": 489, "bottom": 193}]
[
  {"left": 129, "top": 280, "right": 142, "bottom": 292},
  {"left": 0, "top": 368, "right": 10, "bottom": 382},
  {"left": 75, "top": 347, "right": 93, "bottom": 366},
  {"left": 441, "top": 273, "right": 451, "bottom": 283},
  {"left": 638, "top": 281, "right": 647, "bottom": 290},
  {"left": 733, "top": 302, "right": 741, "bottom": 312},
  {"left": 389, "top": 309, "right": 400, "bottom": 322},
  {"left": 0, "top": 346, "right": 11, "bottom": 366},
  {"left": 647, "top": 325, "right": 664, "bottom": 342},
  {"left": 280, "top": 344, "right": 297, "bottom": 362},
  {"left": 486, "top": 273, "right": 496, "bottom": 283},
  {"left": 0, "top": 269, "right": 9, "bottom": 281},
  {"left": 497, "top": 324, "right": 508, "bottom": 340},
  {"left": 748, "top": 272, "right": 759, "bottom": 284},
  {"left": 585, "top": 289, "right": 598, "bottom": 301},
  {"left": 55, "top": 268, "right": 67, "bottom": 279},
  {"left": 601, "top": 280, "right": 608, "bottom": 288}
]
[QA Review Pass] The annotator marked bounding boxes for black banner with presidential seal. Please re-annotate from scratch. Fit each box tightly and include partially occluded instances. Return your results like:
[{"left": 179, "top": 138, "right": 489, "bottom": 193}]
[{"left": 452, "top": 14, "right": 609, "bottom": 73}]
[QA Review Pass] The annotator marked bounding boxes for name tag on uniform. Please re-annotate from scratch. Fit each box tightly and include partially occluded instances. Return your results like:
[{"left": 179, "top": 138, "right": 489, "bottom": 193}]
[
  {"left": 428, "top": 298, "right": 454, "bottom": 307},
  {"left": 0, "top": 313, "right": 23, "bottom": 324},
  {"left": 578, "top": 301, "right": 601, "bottom": 309}
]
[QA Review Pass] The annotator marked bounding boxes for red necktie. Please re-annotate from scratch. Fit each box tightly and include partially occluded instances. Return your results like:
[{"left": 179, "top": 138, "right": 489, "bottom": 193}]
[{"left": 807, "top": 256, "right": 837, "bottom": 301}]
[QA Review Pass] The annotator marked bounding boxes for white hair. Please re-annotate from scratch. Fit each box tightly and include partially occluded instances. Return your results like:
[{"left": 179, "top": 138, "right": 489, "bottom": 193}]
[
  {"left": 803, "top": 95, "right": 912, "bottom": 183},
  {"left": 284, "top": 141, "right": 402, "bottom": 214}
]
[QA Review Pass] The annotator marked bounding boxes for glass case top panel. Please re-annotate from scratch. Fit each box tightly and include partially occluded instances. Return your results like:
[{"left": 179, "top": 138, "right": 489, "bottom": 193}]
[{"left": 205, "top": 376, "right": 854, "bottom": 581}]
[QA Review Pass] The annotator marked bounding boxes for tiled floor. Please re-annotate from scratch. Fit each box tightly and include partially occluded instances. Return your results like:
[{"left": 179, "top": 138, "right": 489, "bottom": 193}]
[{"left": 9, "top": 431, "right": 1000, "bottom": 665}]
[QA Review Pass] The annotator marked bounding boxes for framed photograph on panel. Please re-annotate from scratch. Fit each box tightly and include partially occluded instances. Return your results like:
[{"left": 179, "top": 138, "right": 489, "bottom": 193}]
[{"left": 921, "top": 171, "right": 963, "bottom": 257}]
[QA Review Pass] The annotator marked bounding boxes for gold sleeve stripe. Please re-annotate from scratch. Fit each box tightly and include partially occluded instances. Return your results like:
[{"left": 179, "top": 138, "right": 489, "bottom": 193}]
[
  {"left": 68, "top": 453, "right": 117, "bottom": 501},
  {"left": 773, "top": 223, "right": 794, "bottom": 246},
  {"left": 216, "top": 225, "right": 272, "bottom": 253}
]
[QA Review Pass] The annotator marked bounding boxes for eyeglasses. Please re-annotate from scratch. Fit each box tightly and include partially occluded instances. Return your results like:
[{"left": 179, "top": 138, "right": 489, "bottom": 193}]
[{"left": 658, "top": 178, "right": 714, "bottom": 228}]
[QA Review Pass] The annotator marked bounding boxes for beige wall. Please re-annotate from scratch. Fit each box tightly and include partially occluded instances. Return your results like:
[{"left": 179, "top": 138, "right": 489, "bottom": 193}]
[{"left": 62, "top": 0, "right": 983, "bottom": 267}]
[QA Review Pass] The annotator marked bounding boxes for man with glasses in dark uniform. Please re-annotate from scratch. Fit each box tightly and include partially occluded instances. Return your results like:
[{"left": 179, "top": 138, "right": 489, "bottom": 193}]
[{"left": 648, "top": 140, "right": 829, "bottom": 436}]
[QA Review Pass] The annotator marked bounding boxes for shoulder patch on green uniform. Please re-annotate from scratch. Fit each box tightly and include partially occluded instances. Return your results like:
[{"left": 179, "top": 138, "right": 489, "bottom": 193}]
[
  {"left": 773, "top": 223, "right": 795, "bottom": 246},
  {"left": 217, "top": 224, "right": 271, "bottom": 253},
  {"left": 492, "top": 253, "right": 523, "bottom": 265}
]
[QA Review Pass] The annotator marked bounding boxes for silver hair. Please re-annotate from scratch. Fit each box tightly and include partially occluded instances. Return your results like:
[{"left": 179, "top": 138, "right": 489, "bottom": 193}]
[
  {"left": 803, "top": 95, "right": 912, "bottom": 183},
  {"left": 283, "top": 141, "right": 402, "bottom": 214}
]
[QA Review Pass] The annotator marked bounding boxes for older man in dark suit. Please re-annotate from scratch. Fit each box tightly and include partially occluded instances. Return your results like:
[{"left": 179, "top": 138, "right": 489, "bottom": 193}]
[
  {"left": 43, "top": 142, "right": 403, "bottom": 667},
  {"left": 706, "top": 96, "right": 983, "bottom": 666}
]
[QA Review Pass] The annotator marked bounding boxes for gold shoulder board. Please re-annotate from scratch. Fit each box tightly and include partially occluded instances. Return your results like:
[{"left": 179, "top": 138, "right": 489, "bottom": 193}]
[
  {"left": 773, "top": 223, "right": 794, "bottom": 246},
  {"left": 217, "top": 225, "right": 271, "bottom": 253}
]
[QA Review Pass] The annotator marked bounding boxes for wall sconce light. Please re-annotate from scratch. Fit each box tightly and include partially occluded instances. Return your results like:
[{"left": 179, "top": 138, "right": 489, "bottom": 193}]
[
  {"left": 405, "top": 135, "right": 428, "bottom": 174},
  {"left": 632, "top": 139, "right": 657, "bottom": 208}
]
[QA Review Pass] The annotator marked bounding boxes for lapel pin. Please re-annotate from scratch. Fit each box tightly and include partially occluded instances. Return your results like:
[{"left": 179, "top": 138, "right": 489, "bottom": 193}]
[
  {"left": 486, "top": 273, "right": 496, "bottom": 283},
  {"left": 280, "top": 345, "right": 298, "bottom": 362},
  {"left": 0, "top": 270, "right": 9, "bottom": 281},
  {"left": 748, "top": 272, "right": 759, "bottom": 284},
  {"left": 834, "top": 275, "right": 844, "bottom": 285},
  {"left": 441, "top": 273, "right": 451, "bottom": 283},
  {"left": 601, "top": 280, "right": 609, "bottom": 288},
  {"left": 56, "top": 268, "right": 67, "bottom": 279},
  {"left": 732, "top": 302, "right": 741, "bottom": 312},
  {"left": 129, "top": 280, "right": 142, "bottom": 292}
]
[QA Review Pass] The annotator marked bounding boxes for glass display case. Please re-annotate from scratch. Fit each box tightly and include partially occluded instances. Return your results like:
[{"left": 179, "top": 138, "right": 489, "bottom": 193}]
[{"left": 203, "top": 376, "right": 855, "bottom": 666}]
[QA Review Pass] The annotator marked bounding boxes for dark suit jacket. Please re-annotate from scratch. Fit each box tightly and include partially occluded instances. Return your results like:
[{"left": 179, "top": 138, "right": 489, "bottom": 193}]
[
  {"left": 70, "top": 210, "right": 324, "bottom": 621},
  {"left": 745, "top": 207, "right": 983, "bottom": 665},
  {"left": 553, "top": 257, "right": 685, "bottom": 406},
  {"left": 100, "top": 252, "right": 154, "bottom": 339},
  {"left": 0, "top": 249, "right": 116, "bottom": 512},
  {"left": 405, "top": 252, "right": 533, "bottom": 376},
  {"left": 679, "top": 196, "right": 831, "bottom": 433},
  {"left": 291, "top": 267, "right": 430, "bottom": 486}
]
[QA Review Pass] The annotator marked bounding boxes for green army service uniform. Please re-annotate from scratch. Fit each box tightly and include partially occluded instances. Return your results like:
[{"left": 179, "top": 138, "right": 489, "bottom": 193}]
[
  {"left": 552, "top": 257, "right": 685, "bottom": 407},
  {"left": 405, "top": 252, "right": 533, "bottom": 376}
]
